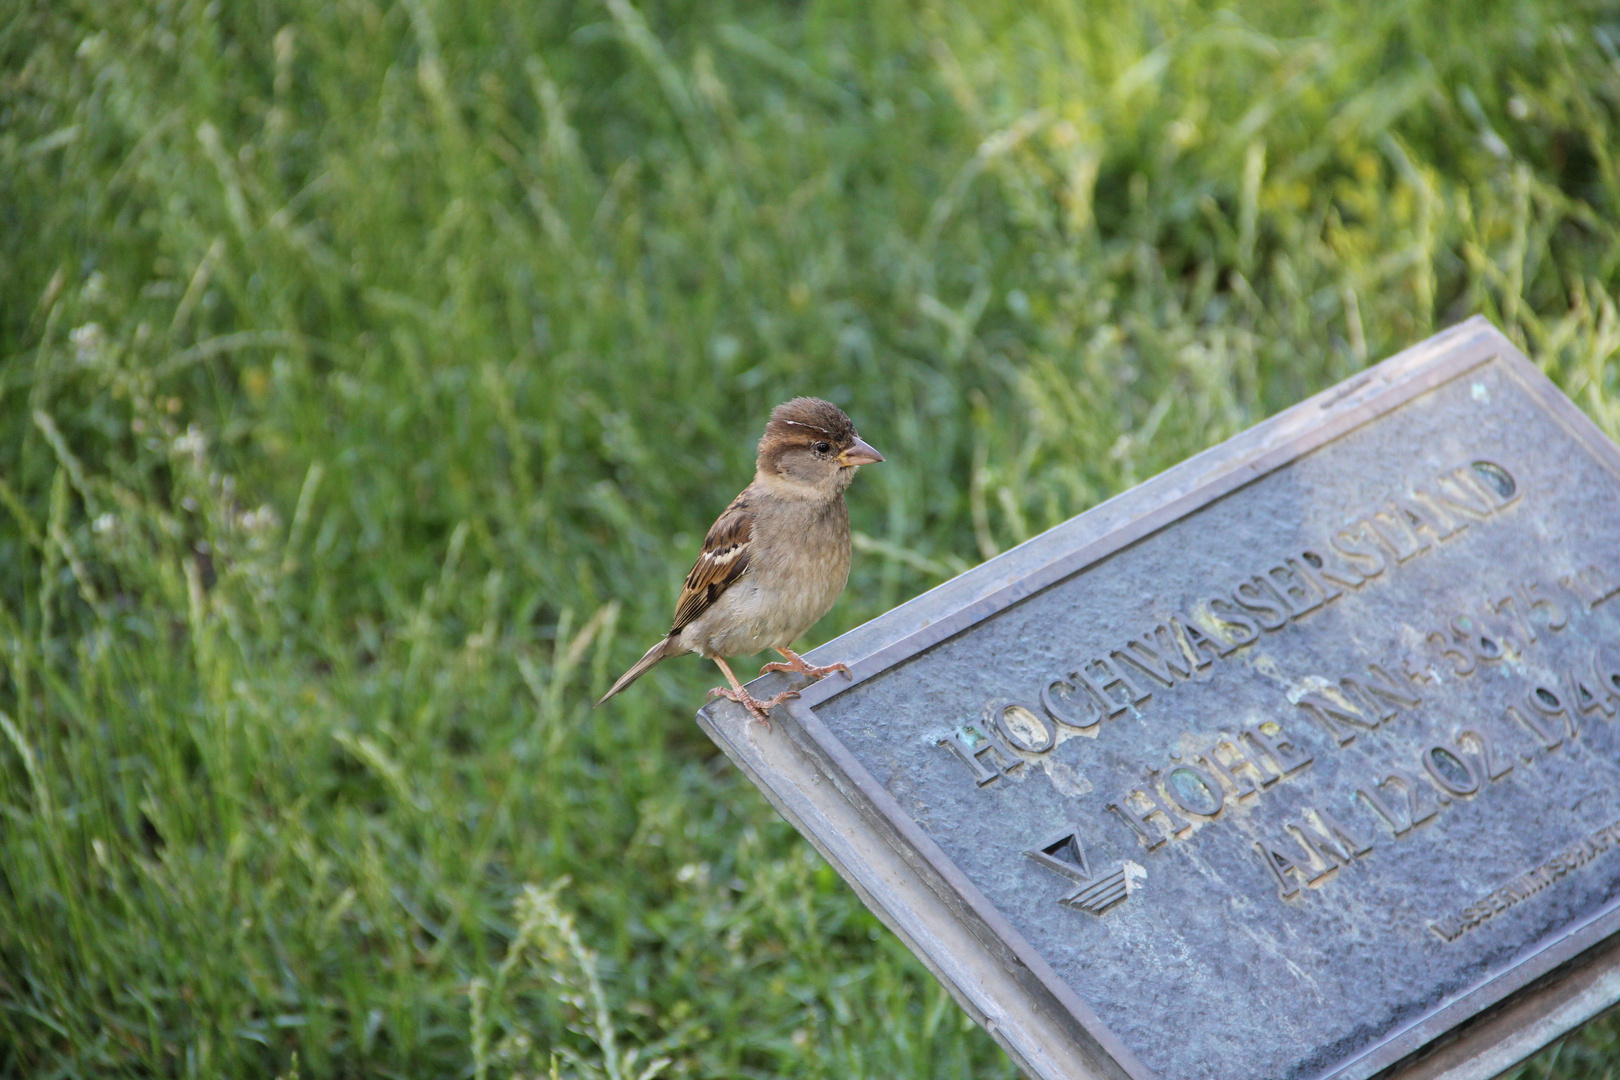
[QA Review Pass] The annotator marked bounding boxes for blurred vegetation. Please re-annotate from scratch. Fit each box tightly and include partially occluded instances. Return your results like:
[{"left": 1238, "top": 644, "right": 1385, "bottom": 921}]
[{"left": 2, "top": 0, "right": 1619, "bottom": 1076}]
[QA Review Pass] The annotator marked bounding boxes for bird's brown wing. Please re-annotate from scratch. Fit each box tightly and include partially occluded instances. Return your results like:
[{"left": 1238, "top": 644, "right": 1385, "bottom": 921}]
[{"left": 670, "top": 493, "right": 754, "bottom": 633}]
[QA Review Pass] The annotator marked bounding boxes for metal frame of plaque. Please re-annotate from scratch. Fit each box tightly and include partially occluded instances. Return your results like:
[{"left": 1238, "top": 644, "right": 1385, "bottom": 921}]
[{"left": 696, "top": 317, "right": 1620, "bottom": 1080}]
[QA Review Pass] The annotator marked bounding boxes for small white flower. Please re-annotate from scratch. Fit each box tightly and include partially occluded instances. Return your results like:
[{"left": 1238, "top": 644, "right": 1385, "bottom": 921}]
[
  {"left": 81, "top": 271, "right": 109, "bottom": 306},
  {"left": 70, "top": 322, "right": 106, "bottom": 365},
  {"left": 237, "top": 504, "right": 281, "bottom": 533},
  {"left": 172, "top": 424, "right": 207, "bottom": 463}
]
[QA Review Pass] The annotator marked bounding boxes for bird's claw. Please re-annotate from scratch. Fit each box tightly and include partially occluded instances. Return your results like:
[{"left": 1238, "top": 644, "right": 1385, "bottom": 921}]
[
  {"left": 759, "top": 658, "right": 852, "bottom": 681},
  {"left": 706, "top": 686, "right": 799, "bottom": 728}
]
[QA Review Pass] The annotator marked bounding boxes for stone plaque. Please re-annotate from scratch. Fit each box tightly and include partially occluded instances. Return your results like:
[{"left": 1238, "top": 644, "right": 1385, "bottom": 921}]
[{"left": 696, "top": 318, "right": 1620, "bottom": 1080}]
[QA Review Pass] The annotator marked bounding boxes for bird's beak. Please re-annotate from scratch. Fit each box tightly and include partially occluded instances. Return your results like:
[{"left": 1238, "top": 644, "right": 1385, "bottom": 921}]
[{"left": 838, "top": 437, "right": 885, "bottom": 467}]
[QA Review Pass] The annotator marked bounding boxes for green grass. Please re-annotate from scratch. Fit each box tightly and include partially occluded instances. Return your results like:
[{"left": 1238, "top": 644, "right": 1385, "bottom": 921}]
[{"left": 2, "top": 0, "right": 1619, "bottom": 1076}]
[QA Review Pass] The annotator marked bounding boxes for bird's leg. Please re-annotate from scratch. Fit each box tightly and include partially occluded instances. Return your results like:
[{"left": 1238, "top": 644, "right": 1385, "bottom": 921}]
[
  {"left": 706, "top": 655, "right": 798, "bottom": 728},
  {"left": 760, "top": 645, "right": 851, "bottom": 681}
]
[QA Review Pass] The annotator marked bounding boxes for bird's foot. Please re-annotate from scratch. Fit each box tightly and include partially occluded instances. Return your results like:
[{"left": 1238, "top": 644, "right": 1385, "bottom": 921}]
[
  {"left": 706, "top": 685, "right": 799, "bottom": 728},
  {"left": 760, "top": 655, "right": 852, "bottom": 681}
]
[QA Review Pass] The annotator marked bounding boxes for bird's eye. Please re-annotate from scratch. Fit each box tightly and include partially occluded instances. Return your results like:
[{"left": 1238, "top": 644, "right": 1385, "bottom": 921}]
[{"left": 814, "top": 441, "right": 831, "bottom": 454}]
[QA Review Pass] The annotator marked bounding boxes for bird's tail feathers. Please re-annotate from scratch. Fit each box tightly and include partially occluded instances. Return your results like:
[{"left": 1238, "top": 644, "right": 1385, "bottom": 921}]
[{"left": 597, "top": 635, "right": 681, "bottom": 705}]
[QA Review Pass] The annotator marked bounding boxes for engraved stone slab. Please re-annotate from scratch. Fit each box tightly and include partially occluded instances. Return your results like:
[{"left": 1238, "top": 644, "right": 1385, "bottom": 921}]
[{"left": 696, "top": 318, "right": 1620, "bottom": 1080}]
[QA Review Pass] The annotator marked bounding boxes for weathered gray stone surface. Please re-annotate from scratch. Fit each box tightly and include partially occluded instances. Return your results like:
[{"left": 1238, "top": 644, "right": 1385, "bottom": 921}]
[{"left": 699, "top": 319, "right": 1620, "bottom": 1080}]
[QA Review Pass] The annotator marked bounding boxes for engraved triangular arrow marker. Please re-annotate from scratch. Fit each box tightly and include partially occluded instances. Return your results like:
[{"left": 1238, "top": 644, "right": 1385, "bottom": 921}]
[
  {"left": 1025, "top": 831, "right": 1131, "bottom": 915},
  {"left": 1023, "top": 830, "right": 1090, "bottom": 883}
]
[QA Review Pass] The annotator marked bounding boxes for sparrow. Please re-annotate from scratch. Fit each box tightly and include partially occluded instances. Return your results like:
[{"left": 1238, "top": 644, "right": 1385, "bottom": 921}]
[{"left": 597, "top": 397, "right": 884, "bottom": 724}]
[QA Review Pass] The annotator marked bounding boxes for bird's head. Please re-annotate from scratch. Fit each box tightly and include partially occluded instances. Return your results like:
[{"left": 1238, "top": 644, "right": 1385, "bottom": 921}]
[{"left": 756, "top": 397, "right": 884, "bottom": 497}]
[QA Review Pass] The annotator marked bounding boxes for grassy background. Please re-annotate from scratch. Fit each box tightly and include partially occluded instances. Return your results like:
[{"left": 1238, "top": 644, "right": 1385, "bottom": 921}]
[{"left": 2, "top": 0, "right": 1619, "bottom": 1076}]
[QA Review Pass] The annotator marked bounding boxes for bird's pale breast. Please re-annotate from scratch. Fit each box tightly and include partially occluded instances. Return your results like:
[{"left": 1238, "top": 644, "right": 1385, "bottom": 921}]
[{"left": 682, "top": 495, "right": 850, "bottom": 659}]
